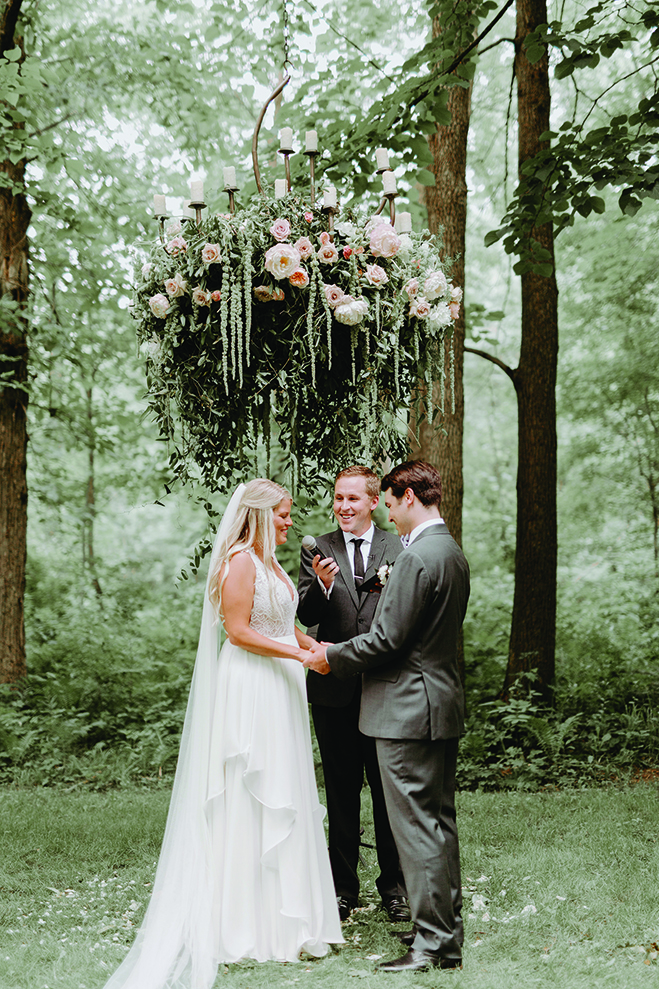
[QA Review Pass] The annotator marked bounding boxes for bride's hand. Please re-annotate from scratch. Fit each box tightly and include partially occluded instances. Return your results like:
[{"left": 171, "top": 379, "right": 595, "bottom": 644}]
[{"left": 297, "top": 648, "right": 313, "bottom": 665}]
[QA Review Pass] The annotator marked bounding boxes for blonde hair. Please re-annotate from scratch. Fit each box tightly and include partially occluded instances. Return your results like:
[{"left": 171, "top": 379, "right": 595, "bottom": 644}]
[{"left": 209, "top": 478, "right": 291, "bottom": 617}]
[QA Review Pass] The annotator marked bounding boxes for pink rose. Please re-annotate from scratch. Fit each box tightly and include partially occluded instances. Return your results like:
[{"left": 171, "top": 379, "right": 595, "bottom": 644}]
[
  {"left": 304, "top": 211, "right": 313, "bottom": 222},
  {"left": 201, "top": 243, "right": 221, "bottom": 265},
  {"left": 324, "top": 284, "right": 346, "bottom": 308},
  {"left": 404, "top": 278, "right": 419, "bottom": 299},
  {"left": 166, "top": 236, "right": 187, "bottom": 256},
  {"left": 289, "top": 268, "right": 310, "bottom": 288},
  {"left": 410, "top": 297, "right": 431, "bottom": 319},
  {"left": 317, "top": 242, "right": 339, "bottom": 264},
  {"left": 369, "top": 223, "right": 401, "bottom": 258},
  {"left": 319, "top": 231, "right": 331, "bottom": 246},
  {"left": 343, "top": 247, "right": 353, "bottom": 260},
  {"left": 450, "top": 284, "right": 463, "bottom": 303},
  {"left": 253, "top": 284, "right": 273, "bottom": 302},
  {"left": 271, "top": 288, "right": 285, "bottom": 301},
  {"left": 354, "top": 246, "right": 365, "bottom": 255},
  {"left": 294, "top": 237, "right": 314, "bottom": 260},
  {"left": 211, "top": 290, "right": 222, "bottom": 302},
  {"left": 270, "top": 218, "right": 291, "bottom": 242},
  {"left": 365, "top": 263, "right": 388, "bottom": 288},
  {"left": 449, "top": 301, "right": 460, "bottom": 319},
  {"left": 192, "top": 287, "right": 211, "bottom": 307},
  {"left": 148, "top": 293, "right": 170, "bottom": 318},
  {"left": 164, "top": 272, "right": 187, "bottom": 297},
  {"left": 264, "top": 243, "right": 301, "bottom": 280}
]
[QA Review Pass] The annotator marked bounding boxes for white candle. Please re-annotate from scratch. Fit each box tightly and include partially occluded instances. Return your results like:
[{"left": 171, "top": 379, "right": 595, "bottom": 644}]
[
  {"left": 323, "top": 186, "right": 337, "bottom": 209},
  {"left": 279, "top": 127, "right": 294, "bottom": 150},
  {"left": 305, "top": 130, "right": 318, "bottom": 153},
  {"left": 382, "top": 171, "right": 397, "bottom": 195},
  {"left": 153, "top": 194, "right": 167, "bottom": 215},
  {"left": 396, "top": 211, "right": 412, "bottom": 233},
  {"left": 190, "top": 180, "right": 204, "bottom": 202},
  {"left": 223, "top": 166, "right": 236, "bottom": 188},
  {"left": 274, "top": 179, "right": 287, "bottom": 199},
  {"left": 375, "top": 147, "right": 390, "bottom": 170}
]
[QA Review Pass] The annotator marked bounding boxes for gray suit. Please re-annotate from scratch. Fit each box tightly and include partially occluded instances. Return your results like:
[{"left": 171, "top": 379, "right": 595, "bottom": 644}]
[{"left": 327, "top": 523, "right": 469, "bottom": 961}]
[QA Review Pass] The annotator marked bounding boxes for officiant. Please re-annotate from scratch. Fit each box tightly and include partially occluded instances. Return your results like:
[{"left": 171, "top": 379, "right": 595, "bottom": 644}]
[{"left": 297, "top": 465, "right": 408, "bottom": 925}]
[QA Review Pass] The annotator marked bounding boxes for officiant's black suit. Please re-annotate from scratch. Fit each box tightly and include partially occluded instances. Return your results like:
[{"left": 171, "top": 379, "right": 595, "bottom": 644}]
[
  {"left": 297, "top": 526, "right": 404, "bottom": 906},
  {"left": 326, "top": 523, "right": 470, "bottom": 964}
]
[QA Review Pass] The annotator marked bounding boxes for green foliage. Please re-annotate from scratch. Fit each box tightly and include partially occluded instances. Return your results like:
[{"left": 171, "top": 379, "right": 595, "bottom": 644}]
[
  {"left": 487, "top": 0, "right": 659, "bottom": 270},
  {"left": 135, "top": 197, "right": 458, "bottom": 495}
]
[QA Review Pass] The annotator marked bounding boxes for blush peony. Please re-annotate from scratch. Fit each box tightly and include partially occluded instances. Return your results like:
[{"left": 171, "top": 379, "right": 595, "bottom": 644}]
[
  {"left": 334, "top": 297, "right": 369, "bottom": 325},
  {"left": 424, "top": 270, "right": 448, "bottom": 301},
  {"left": 148, "top": 293, "right": 170, "bottom": 318},
  {"left": 369, "top": 223, "right": 401, "bottom": 258}
]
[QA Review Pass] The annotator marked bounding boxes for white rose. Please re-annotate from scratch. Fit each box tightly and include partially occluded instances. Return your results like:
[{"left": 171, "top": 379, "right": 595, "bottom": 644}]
[
  {"left": 336, "top": 221, "right": 358, "bottom": 239},
  {"left": 424, "top": 270, "right": 448, "bottom": 301},
  {"left": 264, "top": 243, "right": 302, "bottom": 280},
  {"left": 334, "top": 297, "right": 369, "bottom": 325},
  {"left": 428, "top": 302, "right": 453, "bottom": 328},
  {"left": 141, "top": 262, "right": 153, "bottom": 279},
  {"left": 450, "top": 284, "right": 463, "bottom": 303},
  {"left": 148, "top": 293, "right": 170, "bottom": 319}
]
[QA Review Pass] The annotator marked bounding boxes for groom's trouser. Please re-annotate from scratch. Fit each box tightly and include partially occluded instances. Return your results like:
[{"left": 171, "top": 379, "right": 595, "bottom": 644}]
[{"left": 376, "top": 736, "right": 463, "bottom": 960}]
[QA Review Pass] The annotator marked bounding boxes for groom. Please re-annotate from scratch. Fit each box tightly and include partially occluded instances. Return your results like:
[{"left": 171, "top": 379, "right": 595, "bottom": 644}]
[{"left": 304, "top": 461, "right": 470, "bottom": 972}]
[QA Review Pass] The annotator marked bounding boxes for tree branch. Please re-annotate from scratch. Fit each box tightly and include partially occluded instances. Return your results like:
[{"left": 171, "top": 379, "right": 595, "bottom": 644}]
[
  {"left": 464, "top": 344, "right": 517, "bottom": 383},
  {"left": 441, "top": 0, "right": 515, "bottom": 76}
]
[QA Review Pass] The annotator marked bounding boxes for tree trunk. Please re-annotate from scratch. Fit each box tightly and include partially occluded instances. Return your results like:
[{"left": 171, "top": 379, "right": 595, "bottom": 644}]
[
  {"left": 0, "top": 0, "right": 30, "bottom": 683},
  {"left": 83, "top": 386, "right": 102, "bottom": 597},
  {"left": 410, "top": 78, "right": 471, "bottom": 550},
  {"left": 502, "top": 0, "right": 558, "bottom": 699}
]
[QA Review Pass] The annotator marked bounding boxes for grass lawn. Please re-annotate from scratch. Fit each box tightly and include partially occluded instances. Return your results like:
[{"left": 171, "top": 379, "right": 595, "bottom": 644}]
[{"left": 1, "top": 785, "right": 658, "bottom": 989}]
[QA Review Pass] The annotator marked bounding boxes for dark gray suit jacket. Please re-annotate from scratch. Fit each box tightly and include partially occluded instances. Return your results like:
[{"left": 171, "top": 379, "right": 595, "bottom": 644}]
[
  {"left": 297, "top": 527, "right": 402, "bottom": 707},
  {"left": 327, "top": 523, "right": 469, "bottom": 740}
]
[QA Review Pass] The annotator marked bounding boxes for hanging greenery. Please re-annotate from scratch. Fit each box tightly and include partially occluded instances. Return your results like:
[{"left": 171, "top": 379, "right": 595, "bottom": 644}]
[{"left": 133, "top": 192, "right": 460, "bottom": 495}]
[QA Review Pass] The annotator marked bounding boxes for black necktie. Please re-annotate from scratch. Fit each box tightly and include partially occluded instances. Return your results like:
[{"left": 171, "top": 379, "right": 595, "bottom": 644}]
[{"left": 352, "top": 538, "right": 365, "bottom": 588}]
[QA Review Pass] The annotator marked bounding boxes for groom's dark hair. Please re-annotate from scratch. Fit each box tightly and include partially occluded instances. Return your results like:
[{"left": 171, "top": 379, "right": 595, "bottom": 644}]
[{"left": 381, "top": 460, "right": 442, "bottom": 508}]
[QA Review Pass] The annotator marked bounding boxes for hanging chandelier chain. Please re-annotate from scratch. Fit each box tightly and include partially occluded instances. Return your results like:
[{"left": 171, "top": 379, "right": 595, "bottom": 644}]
[{"left": 282, "top": 0, "right": 292, "bottom": 70}]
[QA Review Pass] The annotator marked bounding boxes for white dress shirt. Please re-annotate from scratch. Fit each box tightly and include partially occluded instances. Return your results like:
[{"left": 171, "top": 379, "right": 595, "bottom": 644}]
[
  {"left": 320, "top": 523, "right": 375, "bottom": 597},
  {"left": 406, "top": 516, "right": 445, "bottom": 547}
]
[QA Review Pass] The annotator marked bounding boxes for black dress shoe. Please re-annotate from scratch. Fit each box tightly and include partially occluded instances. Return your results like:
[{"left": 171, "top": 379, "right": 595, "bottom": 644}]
[
  {"left": 440, "top": 957, "right": 463, "bottom": 970},
  {"left": 337, "top": 896, "right": 357, "bottom": 921},
  {"left": 376, "top": 949, "right": 440, "bottom": 972},
  {"left": 393, "top": 928, "right": 416, "bottom": 946},
  {"left": 381, "top": 895, "right": 411, "bottom": 923}
]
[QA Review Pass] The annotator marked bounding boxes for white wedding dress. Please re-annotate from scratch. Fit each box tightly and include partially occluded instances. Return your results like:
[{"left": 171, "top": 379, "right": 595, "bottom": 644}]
[{"left": 103, "top": 542, "right": 342, "bottom": 989}]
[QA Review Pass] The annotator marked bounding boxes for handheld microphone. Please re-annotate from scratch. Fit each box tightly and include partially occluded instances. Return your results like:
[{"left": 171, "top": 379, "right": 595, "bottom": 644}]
[{"left": 301, "top": 534, "right": 317, "bottom": 553}]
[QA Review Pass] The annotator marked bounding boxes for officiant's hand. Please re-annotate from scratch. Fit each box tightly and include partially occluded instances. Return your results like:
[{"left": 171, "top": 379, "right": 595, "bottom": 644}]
[
  {"left": 312, "top": 554, "right": 340, "bottom": 590},
  {"left": 303, "top": 641, "right": 331, "bottom": 675}
]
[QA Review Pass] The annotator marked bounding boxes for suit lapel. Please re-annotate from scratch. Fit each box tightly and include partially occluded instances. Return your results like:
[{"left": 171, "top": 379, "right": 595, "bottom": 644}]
[
  {"left": 363, "top": 528, "right": 387, "bottom": 585},
  {"left": 330, "top": 529, "right": 360, "bottom": 609}
]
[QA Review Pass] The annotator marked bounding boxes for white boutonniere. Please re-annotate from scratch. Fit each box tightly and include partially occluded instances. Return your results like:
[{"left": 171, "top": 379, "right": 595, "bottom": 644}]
[{"left": 377, "top": 563, "right": 394, "bottom": 587}]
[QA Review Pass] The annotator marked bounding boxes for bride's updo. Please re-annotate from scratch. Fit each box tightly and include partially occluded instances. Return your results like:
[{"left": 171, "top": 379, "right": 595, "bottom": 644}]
[{"left": 209, "top": 478, "right": 291, "bottom": 614}]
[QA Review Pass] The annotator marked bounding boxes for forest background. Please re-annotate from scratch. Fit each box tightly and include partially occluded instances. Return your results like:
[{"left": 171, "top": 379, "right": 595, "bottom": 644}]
[{"left": 1, "top": 0, "right": 658, "bottom": 791}]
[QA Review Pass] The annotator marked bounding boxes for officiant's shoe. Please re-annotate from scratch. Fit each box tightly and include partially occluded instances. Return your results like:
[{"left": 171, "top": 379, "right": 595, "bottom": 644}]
[
  {"left": 381, "top": 895, "right": 411, "bottom": 923},
  {"left": 337, "top": 896, "right": 357, "bottom": 922},
  {"left": 375, "top": 948, "right": 440, "bottom": 972}
]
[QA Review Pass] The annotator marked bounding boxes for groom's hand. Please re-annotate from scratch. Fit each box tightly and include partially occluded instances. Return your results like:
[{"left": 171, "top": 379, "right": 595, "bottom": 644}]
[{"left": 303, "top": 641, "right": 331, "bottom": 674}]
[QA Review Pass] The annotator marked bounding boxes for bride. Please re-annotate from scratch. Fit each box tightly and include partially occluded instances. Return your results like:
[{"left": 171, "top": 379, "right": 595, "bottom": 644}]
[{"left": 102, "top": 479, "right": 343, "bottom": 989}]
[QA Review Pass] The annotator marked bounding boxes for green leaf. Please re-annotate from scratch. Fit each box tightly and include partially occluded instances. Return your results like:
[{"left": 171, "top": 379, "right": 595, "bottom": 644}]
[
  {"left": 416, "top": 168, "right": 436, "bottom": 187},
  {"left": 3, "top": 47, "right": 22, "bottom": 62}
]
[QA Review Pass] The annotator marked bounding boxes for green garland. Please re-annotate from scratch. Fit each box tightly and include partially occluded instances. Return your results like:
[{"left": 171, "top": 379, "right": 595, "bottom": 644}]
[{"left": 133, "top": 192, "right": 461, "bottom": 495}]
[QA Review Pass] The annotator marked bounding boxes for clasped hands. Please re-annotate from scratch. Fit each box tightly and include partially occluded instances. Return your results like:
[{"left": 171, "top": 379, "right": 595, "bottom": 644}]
[{"left": 302, "top": 640, "right": 332, "bottom": 675}]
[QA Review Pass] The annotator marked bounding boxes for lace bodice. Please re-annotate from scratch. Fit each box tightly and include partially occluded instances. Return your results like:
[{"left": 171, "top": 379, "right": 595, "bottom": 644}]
[{"left": 248, "top": 551, "right": 298, "bottom": 638}]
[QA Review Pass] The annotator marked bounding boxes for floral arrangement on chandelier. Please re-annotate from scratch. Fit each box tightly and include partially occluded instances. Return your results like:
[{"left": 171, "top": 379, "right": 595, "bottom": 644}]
[
  {"left": 134, "top": 103, "right": 461, "bottom": 495},
  {"left": 134, "top": 186, "right": 461, "bottom": 494}
]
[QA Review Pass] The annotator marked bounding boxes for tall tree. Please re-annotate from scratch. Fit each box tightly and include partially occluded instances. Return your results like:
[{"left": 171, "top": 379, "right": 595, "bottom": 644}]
[
  {"left": 0, "top": 0, "right": 29, "bottom": 682},
  {"left": 501, "top": 0, "right": 558, "bottom": 697}
]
